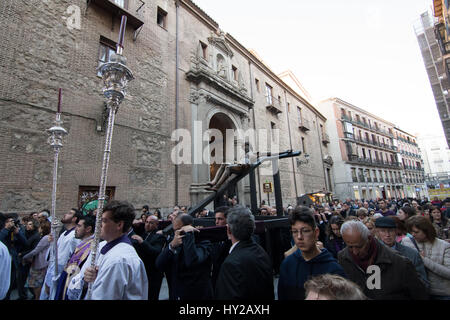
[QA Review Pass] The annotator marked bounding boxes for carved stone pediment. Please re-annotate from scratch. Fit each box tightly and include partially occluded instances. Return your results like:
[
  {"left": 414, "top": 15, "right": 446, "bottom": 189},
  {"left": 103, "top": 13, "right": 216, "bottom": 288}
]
[{"left": 208, "top": 30, "right": 234, "bottom": 58}]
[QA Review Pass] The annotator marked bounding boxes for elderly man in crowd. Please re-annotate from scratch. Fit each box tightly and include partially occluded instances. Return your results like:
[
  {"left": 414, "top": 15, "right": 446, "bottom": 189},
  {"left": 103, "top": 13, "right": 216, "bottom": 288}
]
[
  {"left": 338, "top": 220, "right": 428, "bottom": 299},
  {"left": 375, "top": 216, "right": 429, "bottom": 288}
]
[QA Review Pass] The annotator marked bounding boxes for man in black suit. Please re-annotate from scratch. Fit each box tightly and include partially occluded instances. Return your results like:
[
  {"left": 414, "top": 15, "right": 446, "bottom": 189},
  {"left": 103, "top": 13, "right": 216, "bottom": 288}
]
[
  {"left": 130, "top": 215, "right": 166, "bottom": 300},
  {"left": 215, "top": 206, "right": 274, "bottom": 300},
  {"left": 155, "top": 214, "right": 213, "bottom": 300}
]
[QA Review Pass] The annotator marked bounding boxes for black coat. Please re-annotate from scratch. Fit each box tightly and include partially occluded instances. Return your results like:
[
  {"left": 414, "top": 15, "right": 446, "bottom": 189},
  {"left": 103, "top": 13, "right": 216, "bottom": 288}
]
[
  {"left": 23, "top": 229, "right": 40, "bottom": 256},
  {"left": 338, "top": 239, "right": 429, "bottom": 300},
  {"left": 211, "top": 239, "right": 232, "bottom": 289},
  {"left": 134, "top": 230, "right": 166, "bottom": 300},
  {"left": 215, "top": 239, "right": 274, "bottom": 300},
  {"left": 155, "top": 232, "right": 213, "bottom": 300}
]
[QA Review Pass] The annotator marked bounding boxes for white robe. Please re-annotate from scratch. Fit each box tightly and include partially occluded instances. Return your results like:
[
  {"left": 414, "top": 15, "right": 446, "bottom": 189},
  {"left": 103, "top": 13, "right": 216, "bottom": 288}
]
[
  {"left": 41, "top": 228, "right": 80, "bottom": 300},
  {"left": 0, "top": 241, "right": 11, "bottom": 300},
  {"left": 67, "top": 240, "right": 148, "bottom": 300}
]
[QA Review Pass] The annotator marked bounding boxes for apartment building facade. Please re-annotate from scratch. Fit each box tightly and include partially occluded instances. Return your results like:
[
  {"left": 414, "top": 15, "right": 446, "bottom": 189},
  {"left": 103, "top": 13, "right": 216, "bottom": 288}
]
[
  {"left": 393, "top": 128, "right": 427, "bottom": 198},
  {"left": 318, "top": 98, "right": 427, "bottom": 201}
]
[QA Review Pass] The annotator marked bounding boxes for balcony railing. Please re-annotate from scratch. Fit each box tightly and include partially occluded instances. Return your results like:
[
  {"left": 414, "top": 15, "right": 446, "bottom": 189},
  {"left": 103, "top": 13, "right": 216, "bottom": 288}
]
[
  {"left": 373, "top": 177, "right": 378, "bottom": 183},
  {"left": 349, "top": 134, "right": 397, "bottom": 152},
  {"left": 352, "top": 176, "right": 358, "bottom": 183},
  {"left": 265, "top": 95, "right": 283, "bottom": 114},
  {"left": 347, "top": 155, "right": 402, "bottom": 169},
  {"left": 340, "top": 115, "right": 394, "bottom": 137},
  {"left": 366, "top": 177, "right": 372, "bottom": 182},
  {"left": 299, "top": 117, "right": 310, "bottom": 132},
  {"left": 358, "top": 175, "right": 365, "bottom": 182},
  {"left": 88, "top": 0, "right": 145, "bottom": 30}
]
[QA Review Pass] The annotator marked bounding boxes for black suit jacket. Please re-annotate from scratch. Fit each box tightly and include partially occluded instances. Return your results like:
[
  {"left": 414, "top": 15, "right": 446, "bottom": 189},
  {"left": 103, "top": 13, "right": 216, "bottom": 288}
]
[
  {"left": 134, "top": 231, "right": 166, "bottom": 277},
  {"left": 215, "top": 239, "right": 274, "bottom": 300},
  {"left": 156, "top": 232, "right": 213, "bottom": 300},
  {"left": 211, "top": 239, "right": 232, "bottom": 289}
]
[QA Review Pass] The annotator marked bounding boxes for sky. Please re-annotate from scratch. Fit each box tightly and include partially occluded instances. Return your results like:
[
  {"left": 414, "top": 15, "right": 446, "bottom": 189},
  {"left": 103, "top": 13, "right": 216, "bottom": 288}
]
[{"left": 193, "top": 0, "right": 446, "bottom": 140}]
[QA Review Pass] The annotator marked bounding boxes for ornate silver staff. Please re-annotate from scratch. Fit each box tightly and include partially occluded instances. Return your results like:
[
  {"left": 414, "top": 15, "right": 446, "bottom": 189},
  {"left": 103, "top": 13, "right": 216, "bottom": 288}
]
[
  {"left": 46, "top": 88, "right": 68, "bottom": 286},
  {"left": 87, "top": 15, "right": 134, "bottom": 299}
]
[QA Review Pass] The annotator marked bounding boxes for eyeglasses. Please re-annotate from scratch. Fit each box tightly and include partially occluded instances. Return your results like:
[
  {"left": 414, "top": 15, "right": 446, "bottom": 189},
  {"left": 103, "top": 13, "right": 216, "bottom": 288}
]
[{"left": 291, "top": 228, "right": 313, "bottom": 237}]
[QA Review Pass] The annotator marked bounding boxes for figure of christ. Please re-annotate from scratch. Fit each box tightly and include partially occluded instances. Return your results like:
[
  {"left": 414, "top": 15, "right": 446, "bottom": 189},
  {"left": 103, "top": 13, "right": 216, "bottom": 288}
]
[{"left": 205, "top": 152, "right": 257, "bottom": 192}]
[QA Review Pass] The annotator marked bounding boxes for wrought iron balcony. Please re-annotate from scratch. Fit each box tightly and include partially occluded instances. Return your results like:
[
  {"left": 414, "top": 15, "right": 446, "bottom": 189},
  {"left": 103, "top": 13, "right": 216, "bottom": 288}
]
[
  {"left": 88, "top": 0, "right": 145, "bottom": 30},
  {"left": 265, "top": 95, "right": 283, "bottom": 115},
  {"left": 299, "top": 117, "right": 310, "bottom": 132}
]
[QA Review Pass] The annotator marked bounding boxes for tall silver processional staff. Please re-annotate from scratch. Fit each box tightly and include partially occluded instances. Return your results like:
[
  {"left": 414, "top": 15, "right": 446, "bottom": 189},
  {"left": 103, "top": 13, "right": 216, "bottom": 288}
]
[
  {"left": 46, "top": 88, "right": 68, "bottom": 290},
  {"left": 86, "top": 15, "right": 134, "bottom": 300}
]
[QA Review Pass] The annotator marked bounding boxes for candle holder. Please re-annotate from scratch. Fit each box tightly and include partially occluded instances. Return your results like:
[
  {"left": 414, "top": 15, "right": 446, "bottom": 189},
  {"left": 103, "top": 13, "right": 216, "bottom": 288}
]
[
  {"left": 46, "top": 109, "right": 68, "bottom": 279},
  {"left": 87, "top": 15, "right": 134, "bottom": 300}
]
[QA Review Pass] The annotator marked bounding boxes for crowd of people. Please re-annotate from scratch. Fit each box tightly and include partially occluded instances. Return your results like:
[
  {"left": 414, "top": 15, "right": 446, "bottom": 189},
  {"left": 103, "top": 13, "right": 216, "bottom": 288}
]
[{"left": 0, "top": 195, "right": 449, "bottom": 300}]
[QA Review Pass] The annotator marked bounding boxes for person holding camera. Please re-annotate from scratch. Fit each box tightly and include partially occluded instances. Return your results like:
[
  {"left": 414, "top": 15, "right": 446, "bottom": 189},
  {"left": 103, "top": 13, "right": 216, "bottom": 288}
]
[
  {"left": 155, "top": 213, "right": 214, "bottom": 300},
  {"left": 0, "top": 214, "right": 27, "bottom": 300}
]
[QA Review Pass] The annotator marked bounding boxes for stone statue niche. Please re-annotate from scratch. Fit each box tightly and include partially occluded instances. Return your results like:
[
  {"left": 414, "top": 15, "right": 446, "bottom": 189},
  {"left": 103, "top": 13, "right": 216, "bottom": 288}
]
[{"left": 216, "top": 54, "right": 227, "bottom": 80}]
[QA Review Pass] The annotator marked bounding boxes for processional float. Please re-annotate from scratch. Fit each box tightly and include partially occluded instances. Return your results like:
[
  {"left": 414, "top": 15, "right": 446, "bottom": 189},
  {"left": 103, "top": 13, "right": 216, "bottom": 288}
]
[{"left": 86, "top": 15, "right": 134, "bottom": 300}]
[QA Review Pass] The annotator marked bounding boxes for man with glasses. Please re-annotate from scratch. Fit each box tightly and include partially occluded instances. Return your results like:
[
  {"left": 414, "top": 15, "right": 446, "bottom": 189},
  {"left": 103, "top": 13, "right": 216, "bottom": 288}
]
[
  {"left": 278, "top": 206, "right": 346, "bottom": 300},
  {"left": 338, "top": 220, "right": 428, "bottom": 299},
  {"left": 131, "top": 215, "right": 166, "bottom": 300}
]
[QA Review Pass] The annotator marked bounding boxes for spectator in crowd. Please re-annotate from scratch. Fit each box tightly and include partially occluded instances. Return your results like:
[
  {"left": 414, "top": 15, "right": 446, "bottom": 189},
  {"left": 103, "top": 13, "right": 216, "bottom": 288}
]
[
  {"left": 0, "top": 213, "right": 27, "bottom": 300},
  {"left": 156, "top": 214, "right": 213, "bottom": 300},
  {"left": 341, "top": 202, "right": 355, "bottom": 218},
  {"left": 77, "top": 201, "right": 148, "bottom": 300},
  {"left": 389, "top": 216, "right": 408, "bottom": 242},
  {"left": 362, "top": 217, "right": 376, "bottom": 237},
  {"left": 304, "top": 274, "right": 367, "bottom": 300},
  {"left": 153, "top": 209, "right": 162, "bottom": 220},
  {"left": 338, "top": 220, "right": 428, "bottom": 300},
  {"left": 430, "top": 206, "right": 450, "bottom": 241},
  {"left": 37, "top": 211, "right": 50, "bottom": 224},
  {"left": 131, "top": 215, "right": 166, "bottom": 300},
  {"left": 402, "top": 216, "right": 450, "bottom": 300},
  {"left": 22, "top": 221, "right": 51, "bottom": 300},
  {"left": 376, "top": 200, "right": 395, "bottom": 217},
  {"left": 325, "top": 215, "right": 346, "bottom": 259},
  {"left": 397, "top": 206, "right": 416, "bottom": 222},
  {"left": 356, "top": 208, "right": 368, "bottom": 221},
  {"left": 215, "top": 206, "right": 274, "bottom": 300},
  {"left": 19, "top": 218, "right": 41, "bottom": 299},
  {"left": 431, "top": 197, "right": 442, "bottom": 208},
  {"left": 142, "top": 205, "right": 149, "bottom": 215},
  {"left": 441, "top": 198, "right": 450, "bottom": 219},
  {"left": 278, "top": 207, "right": 346, "bottom": 300},
  {"left": 375, "top": 217, "right": 429, "bottom": 288}
]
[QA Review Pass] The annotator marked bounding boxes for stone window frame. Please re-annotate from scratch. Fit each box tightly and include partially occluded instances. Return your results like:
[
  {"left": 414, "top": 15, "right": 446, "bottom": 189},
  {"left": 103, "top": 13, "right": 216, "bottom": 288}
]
[
  {"left": 97, "top": 36, "right": 117, "bottom": 77},
  {"left": 199, "top": 41, "right": 208, "bottom": 60},
  {"left": 157, "top": 6, "right": 168, "bottom": 29}
]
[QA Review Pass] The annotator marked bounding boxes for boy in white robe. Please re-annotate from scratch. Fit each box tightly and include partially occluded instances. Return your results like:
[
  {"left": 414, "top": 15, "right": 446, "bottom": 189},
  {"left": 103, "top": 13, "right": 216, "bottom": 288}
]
[{"left": 68, "top": 200, "right": 148, "bottom": 300}]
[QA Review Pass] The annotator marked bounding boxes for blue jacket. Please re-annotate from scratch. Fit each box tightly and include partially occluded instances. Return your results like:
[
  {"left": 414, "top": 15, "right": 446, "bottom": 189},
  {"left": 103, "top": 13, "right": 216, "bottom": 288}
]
[{"left": 278, "top": 248, "right": 347, "bottom": 300}]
